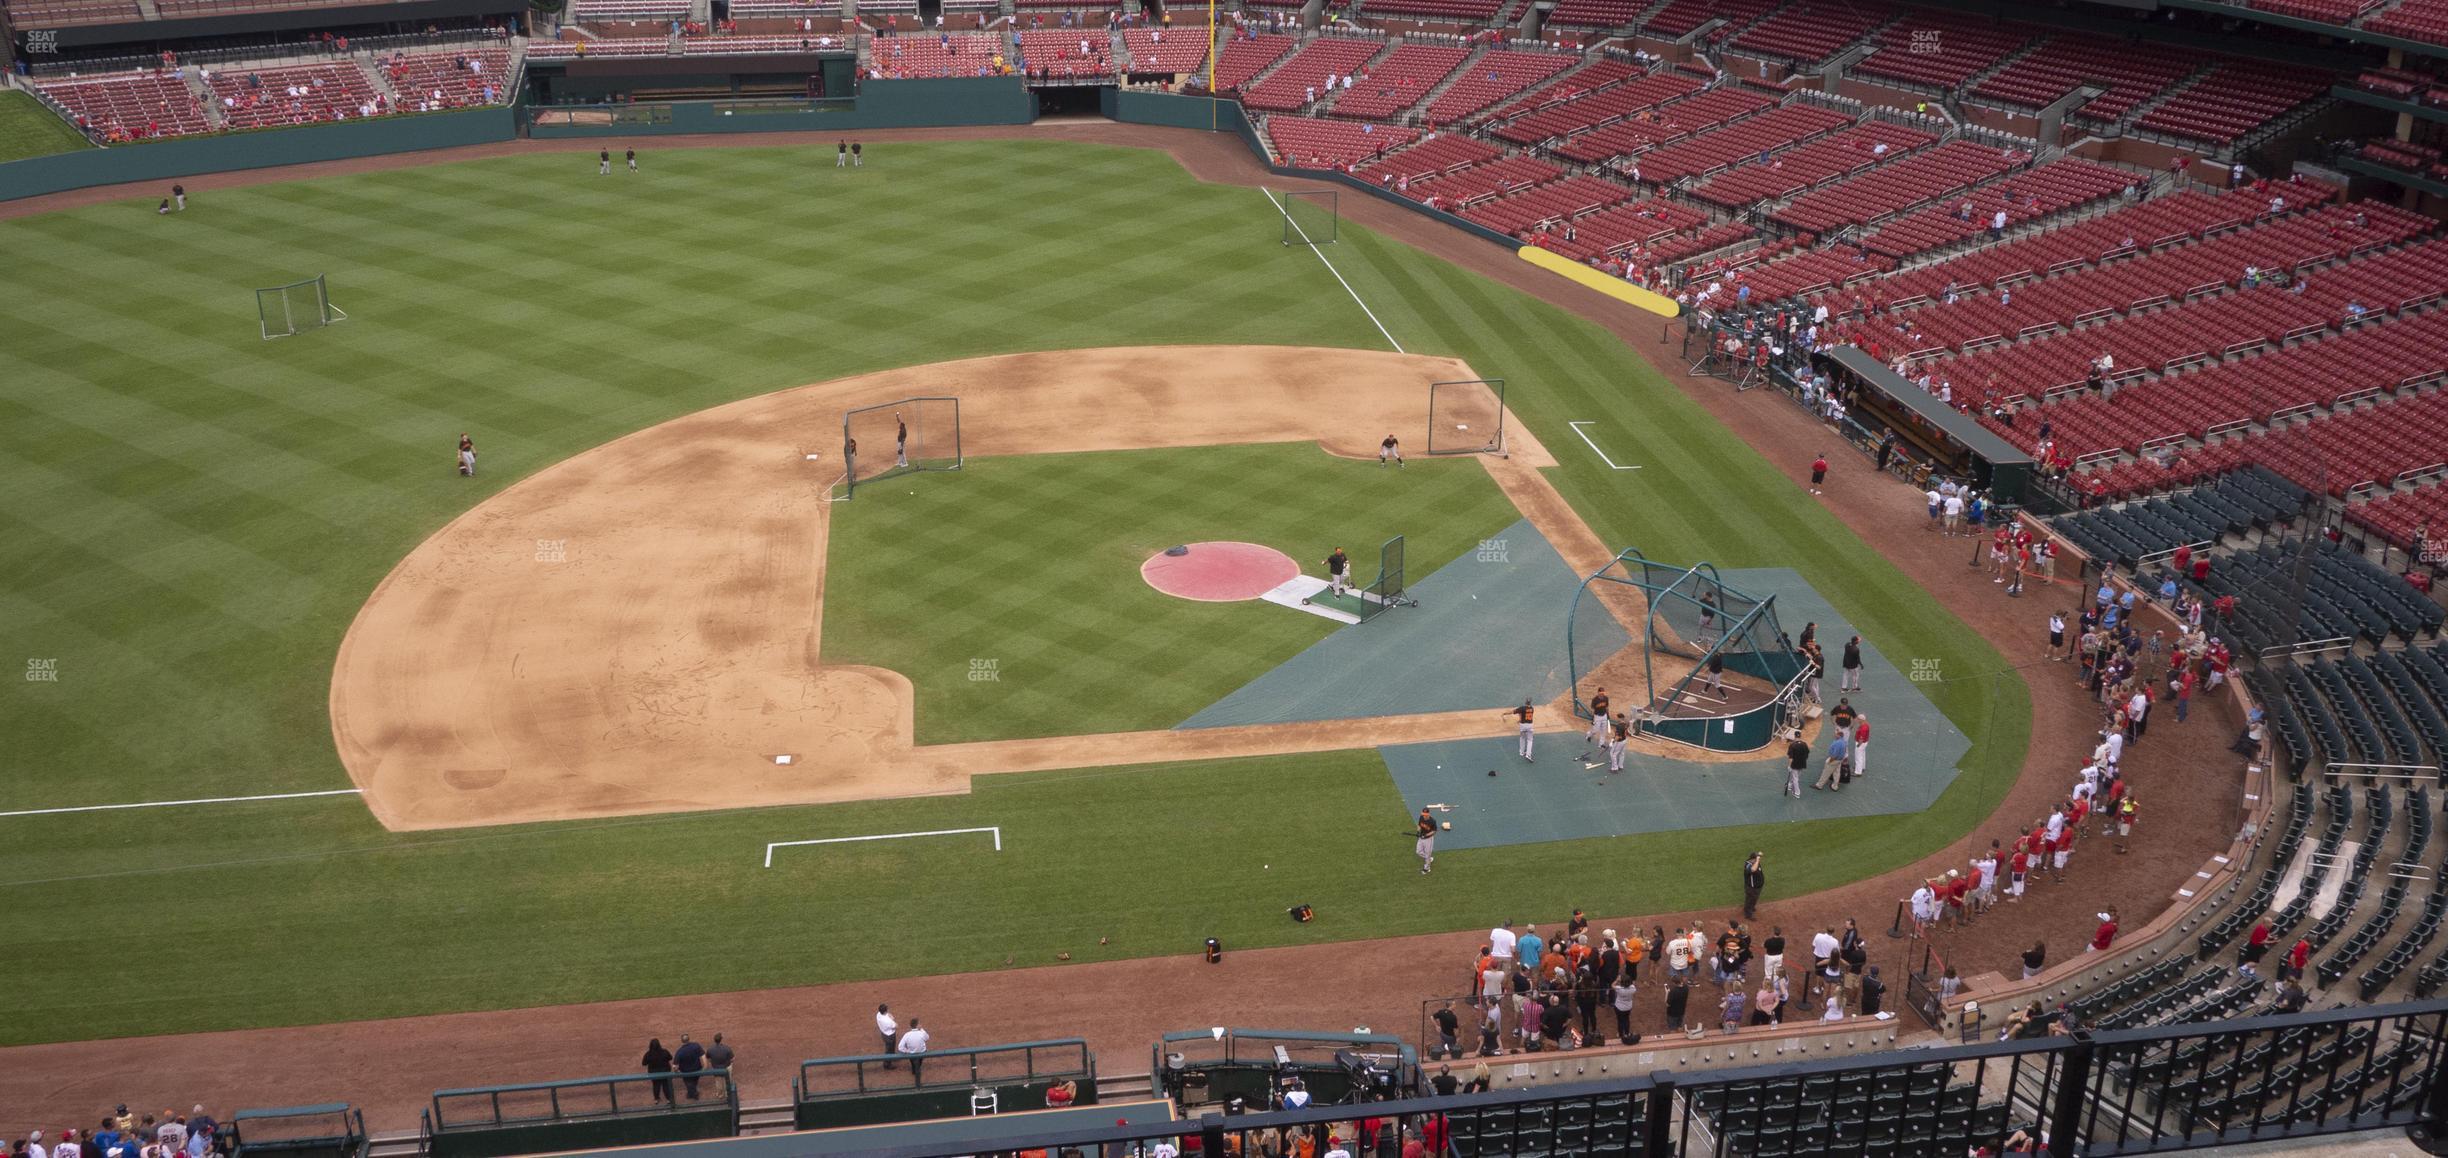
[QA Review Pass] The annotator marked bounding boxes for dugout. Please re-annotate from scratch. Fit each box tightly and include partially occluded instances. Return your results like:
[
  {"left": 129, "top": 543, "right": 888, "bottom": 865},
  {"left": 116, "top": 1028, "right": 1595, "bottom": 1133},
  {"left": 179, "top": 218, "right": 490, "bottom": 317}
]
[
  {"left": 420, "top": 1070, "right": 738, "bottom": 1158},
  {"left": 1817, "top": 347, "right": 2036, "bottom": 506},
  {"left": 229, "top": 1104, "right": 369, "bottom": 1158},
  {"left": 1153, "top": 1028, "right": 1417, "bottom": 1111},
  {"left": 790, "top": 1038, "right": 1097, "bottom": 1130}
]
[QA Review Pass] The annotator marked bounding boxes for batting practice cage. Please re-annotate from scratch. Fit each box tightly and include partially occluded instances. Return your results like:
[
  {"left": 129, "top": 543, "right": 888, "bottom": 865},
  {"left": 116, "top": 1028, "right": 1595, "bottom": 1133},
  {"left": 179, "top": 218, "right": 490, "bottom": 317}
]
[
  {"left": 1427, "top": 378, "right": 1506, "bottom": 456},
  {"left": 842, "top": 396, "right": 961, "bottom": 498},
  {"left": 257, "top": 275, "right": 347, "bottom": 340},
  {"left": 1279, "top": 188, "right": 1340, "bottom": 246},
  {"left": 1565, "top": 549, "right": 1810, "bottom": 751}
]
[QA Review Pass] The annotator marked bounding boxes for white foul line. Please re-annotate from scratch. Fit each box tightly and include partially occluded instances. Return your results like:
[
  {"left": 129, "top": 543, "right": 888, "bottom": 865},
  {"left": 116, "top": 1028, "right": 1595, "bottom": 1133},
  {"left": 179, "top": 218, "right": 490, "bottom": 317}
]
[
  {"left": 1567, "top": 421, "right": 1642, "bottom": 470},
  {"left": 0, "top": 788, "right": 363, "bottom": 820},
  {"left": 763, "top": 826, "right": 1003, "bottom": 868},
  {"left": 1263, "top": 188, "right": 1404, "bottom": 355}
]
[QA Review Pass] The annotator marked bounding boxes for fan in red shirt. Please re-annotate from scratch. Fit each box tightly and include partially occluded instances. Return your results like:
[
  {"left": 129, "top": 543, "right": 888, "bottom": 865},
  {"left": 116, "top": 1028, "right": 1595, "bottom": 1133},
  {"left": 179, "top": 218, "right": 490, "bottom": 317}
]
[
  {"left": 2008, "top": 840, "right": 2031, "bottom": 901},
  {"left": 2089, "top": 910, "right": 2119, "bottom": 953}
]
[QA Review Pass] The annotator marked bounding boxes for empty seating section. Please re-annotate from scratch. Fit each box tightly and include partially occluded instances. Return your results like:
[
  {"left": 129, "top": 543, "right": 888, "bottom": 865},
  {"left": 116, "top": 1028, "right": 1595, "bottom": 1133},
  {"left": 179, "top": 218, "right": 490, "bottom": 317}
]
[
  {"left": 204, "top": 64, "right": 378, "bottom": 129},
  {"left": 1636, "top": 101, "right": 1850, "bottom": 184},
  {"left": 2351, "top": 486, "right": 2448, "bottom": 552},
  {"left": 1771, "top": 139, "right": 2018, "bottom": 232},
  {"left": 1242, "top": 36, "right": 1383, "bottom": 112},
  {"left": 571, "top": 0, "right": 689, "bottom": 20},
  {"left": 1122, "top": 29, "right": 1208, "bottom": 74},
  {"left": 383, "top": 47, "right": 513, "bottom": 110},
  {"left": 1686, "top": 121, "right": 1934, "bottom": 209},
  {"left": 1543, "top": 197, "right": 1711, "bottom": 260},
  {"left": 1735, "top": 248, "right": 1893, "bottom": 300},
  {"left": 1211, "top": 33, "right": 1297, "bottom": 94},
  {"left": 1972, "top": 37, "right": 2196, "bottom": 124},
  {"left": 1419, "top": 50, "right": 1579, "bottom": 125},
  {"left": 1409, "top": 153, "right": 1565, "bottom": 206},
  {"left": 1879, "top": 200, "right": 2426, "bottom": 359},
  {"left": 868, "top": 33, "right": 1008, "bottom": 77},
  {"left": 2369, "top": 0, "right": 2448, "bottom": 47},
  {"left": 1868, "top": 189, "right": 2256, "bottom": 306},
  {"left": 2039, "top": 307, "right": 2448, "bottom": 458},
  {"left": 1493, "top": 69, "right": 1702, "bottom": 144},
  {"left": 2247, "top": 0, "right": 2385, "bottom": 22},
  {"left": 1855, "top": 157, "right": 2131, "bottom": 259},
  {"left": 1726, "top": 2, "right": 1887, "bottom": 64},
  {"left": 1685, "top": 1064, "right": 2009, "bottom": 1156},
  {"left": 1497, "top": 59, "right": 1637, "bottom": 119},
  {"left": 1543, "top": 0, "right": 1643, "bottom": 28},
  {"left": 1266, "top": 115, "right": 1419, "bottom": 168},
  {"left": 1851, "top": 13, "right": 2034, "bottom": 90},
  {"left": 1659, "top": 225, "right": 1773, "bottom": 266},
  {"left": 1323, "top": 42, "right": 1468, "bottom": 119},
  {"left": 1015, "top": 30, "right": 1114, "bottom": 79},
  {"left": 2080, "top": 390, "right": 2448, "bottom": 499},
  {"left": 1459, "top": 174, "right": 1634, "bottom": 233},
  {"left": 33, "top": 72, "right": 208, "bottom": 140},
  {"left": 2135, "top": 61, "right": 2327, "bottom": 146},
  {"left": 2360, "top": 140, "right": 2448, "bottom": 184},
  {"left": 1641, "top": 0, "right": 1775, "bottom": 41},
  {"left": 1359, "top": 0, "right": 1505, "bottom": 20},
  {"left": 1553, "top": 85, "right": 1773, "bottom": 163},
  {"left": 1356, "top": 132, "right": 1502, "bottom": 184},
  {"left": 0, "top": 0, "right": 140, "bottom": 26}
]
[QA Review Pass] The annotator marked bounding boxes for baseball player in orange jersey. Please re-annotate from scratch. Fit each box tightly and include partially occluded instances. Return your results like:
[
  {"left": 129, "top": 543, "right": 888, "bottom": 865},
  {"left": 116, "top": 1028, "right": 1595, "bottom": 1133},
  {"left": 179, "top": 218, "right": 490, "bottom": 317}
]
[{"left": 1505, "top": 699, "right": 1536, "bottom": 761}]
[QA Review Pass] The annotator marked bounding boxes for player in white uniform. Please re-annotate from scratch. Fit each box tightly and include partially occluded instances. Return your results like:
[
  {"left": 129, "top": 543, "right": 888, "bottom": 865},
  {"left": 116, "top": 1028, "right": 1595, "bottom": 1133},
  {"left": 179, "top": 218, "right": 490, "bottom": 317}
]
[
  {"left": 1607, "top": 713, "right": 1630, "bottom": 772},
  {"left": 894, "top": 412, "right": 909, "bottom": 468},
  {"left": 1325, "top": 546, "right": 1350, "bottom": 597},
  {"left": 1379, "top": 434, "right": 1403, "bottom": 467}
]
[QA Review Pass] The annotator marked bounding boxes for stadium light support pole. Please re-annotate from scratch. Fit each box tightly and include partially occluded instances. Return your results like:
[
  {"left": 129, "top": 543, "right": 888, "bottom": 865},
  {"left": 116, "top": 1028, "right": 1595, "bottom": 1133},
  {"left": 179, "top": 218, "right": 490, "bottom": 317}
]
[{"left": 1206, "top": 0, "right": 1217, "bottom": 131}]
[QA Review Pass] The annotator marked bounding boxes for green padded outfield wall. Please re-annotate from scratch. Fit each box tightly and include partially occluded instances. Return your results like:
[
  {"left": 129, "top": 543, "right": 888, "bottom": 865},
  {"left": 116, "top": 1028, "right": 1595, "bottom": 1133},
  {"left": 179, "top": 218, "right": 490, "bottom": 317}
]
[
  {"left": 524, "top": 77, "right": 1035, "bottom": 138},
  {"left": 0, "top": 106, "right": 514, "bottom": 202}
]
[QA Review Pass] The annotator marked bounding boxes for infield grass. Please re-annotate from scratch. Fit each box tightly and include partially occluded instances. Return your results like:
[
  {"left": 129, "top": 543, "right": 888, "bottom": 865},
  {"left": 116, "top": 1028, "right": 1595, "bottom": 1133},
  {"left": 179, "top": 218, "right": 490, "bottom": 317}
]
[
  {"left": 0, "top": 91, "right": 94, "bottom": 163},
  {"left": 821, "top": 444, "right": 1518, "bottom": 742},
  {"left": 0, "top": 138, "right": 2027, "bottom": 1048}
]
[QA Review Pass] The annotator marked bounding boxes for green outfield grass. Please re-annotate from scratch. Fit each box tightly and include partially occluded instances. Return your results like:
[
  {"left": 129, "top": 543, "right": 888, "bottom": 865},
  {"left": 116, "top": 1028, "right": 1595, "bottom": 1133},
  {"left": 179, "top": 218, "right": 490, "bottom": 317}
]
[
  {"left": 0, "top": 90, "right": 94, "bottom": 164},
  {"left": 0, "top": 138, "right": 2028, "bottom": 1046},
  {"left": 822, "top": 444, "right": 1518, "bottom": 742}
]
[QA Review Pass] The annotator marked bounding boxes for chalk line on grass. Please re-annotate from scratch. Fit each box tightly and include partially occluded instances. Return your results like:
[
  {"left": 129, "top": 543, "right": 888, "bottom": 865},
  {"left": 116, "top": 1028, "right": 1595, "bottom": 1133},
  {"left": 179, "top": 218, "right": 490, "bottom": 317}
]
[
  {"left": 763, "top": 826, "right": 1003, "bottom": 867},
  {"left": 0, "top": 788, "right": 364, "bottom": 820},
  {"left": 1264, "top": 187, "right": 1403, "bottom": 355}
]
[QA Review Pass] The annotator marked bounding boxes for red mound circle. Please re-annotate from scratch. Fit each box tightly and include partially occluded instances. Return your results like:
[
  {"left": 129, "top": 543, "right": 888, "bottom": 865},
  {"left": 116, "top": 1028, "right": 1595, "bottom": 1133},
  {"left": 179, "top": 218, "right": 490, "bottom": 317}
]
[{"left": 1141, "top": 542, "right": 1301, "bottom": 602}]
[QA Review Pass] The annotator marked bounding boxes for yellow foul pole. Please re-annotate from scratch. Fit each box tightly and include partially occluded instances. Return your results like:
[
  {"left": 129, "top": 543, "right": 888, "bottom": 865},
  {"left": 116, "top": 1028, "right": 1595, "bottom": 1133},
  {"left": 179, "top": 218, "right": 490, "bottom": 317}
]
[{"left": 1207, "top": 0, "right": 1218, "bottom": 130}]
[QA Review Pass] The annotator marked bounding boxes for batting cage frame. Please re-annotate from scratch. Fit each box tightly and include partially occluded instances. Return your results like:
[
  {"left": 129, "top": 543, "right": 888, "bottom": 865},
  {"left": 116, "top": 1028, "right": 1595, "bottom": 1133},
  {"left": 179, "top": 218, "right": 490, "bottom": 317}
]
[
  {"left": 841, "top": 396, "right": 962, "bottom": 499},
  {"left": 1278, "top": 187, "right": 1340, "bottom": 247},
  {"left": 1361, "top": 534, "right": 1412, "bottom": 621},
  {"left": 1426, "top": 378, "right": 1507, "bottom": 457},
  {"left": 1565, "top": 548, "right": 1809, "bottom": 752},
  {"left": 257, "top": 275, "right": 347, "bottom": 341}
]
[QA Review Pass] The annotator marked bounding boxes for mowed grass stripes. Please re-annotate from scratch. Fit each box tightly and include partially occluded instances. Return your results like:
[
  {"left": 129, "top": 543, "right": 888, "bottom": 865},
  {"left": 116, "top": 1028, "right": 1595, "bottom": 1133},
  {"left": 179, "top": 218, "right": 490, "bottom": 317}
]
[
  {"left": 0, "top": 140, "right": 2026, "bottom": 1047},
  {"left": 822, "top": 444, "right": 1518, "bottom": 742}
]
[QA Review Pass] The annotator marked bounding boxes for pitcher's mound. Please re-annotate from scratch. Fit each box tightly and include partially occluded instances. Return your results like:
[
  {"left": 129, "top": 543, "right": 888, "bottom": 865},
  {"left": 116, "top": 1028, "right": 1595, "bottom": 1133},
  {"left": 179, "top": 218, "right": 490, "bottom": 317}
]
[{"left": 1142, "top": 542, "right": 1300, "bottom": 602}]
